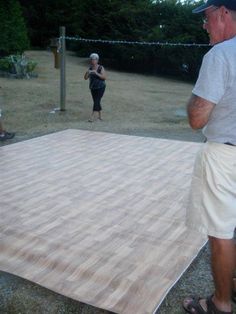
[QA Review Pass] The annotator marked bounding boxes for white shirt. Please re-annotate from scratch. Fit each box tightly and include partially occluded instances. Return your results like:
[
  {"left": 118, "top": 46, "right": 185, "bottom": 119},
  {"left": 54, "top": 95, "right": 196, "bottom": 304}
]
[{"left": 192, "top": 36, "right": 236, "bottom": 144}]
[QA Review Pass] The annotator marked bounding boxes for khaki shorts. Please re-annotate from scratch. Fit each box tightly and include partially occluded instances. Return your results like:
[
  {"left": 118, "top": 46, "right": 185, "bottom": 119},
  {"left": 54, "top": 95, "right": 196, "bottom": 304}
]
[{"left": 186, "top": 142, "right": 236, "bottom": 239}]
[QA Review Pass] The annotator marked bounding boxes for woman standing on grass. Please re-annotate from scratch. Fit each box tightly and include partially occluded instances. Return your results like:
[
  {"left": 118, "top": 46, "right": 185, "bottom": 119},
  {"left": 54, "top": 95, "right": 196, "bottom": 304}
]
[{"left": 84, "top": 53, "right": 106, "bottom": 122}]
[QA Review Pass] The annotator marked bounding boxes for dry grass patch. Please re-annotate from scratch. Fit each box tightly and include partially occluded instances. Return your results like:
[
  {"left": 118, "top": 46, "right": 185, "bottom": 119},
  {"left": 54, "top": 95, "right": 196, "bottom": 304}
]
[{"left": 0, "top": 50, "right": 203, "bottom": 145}]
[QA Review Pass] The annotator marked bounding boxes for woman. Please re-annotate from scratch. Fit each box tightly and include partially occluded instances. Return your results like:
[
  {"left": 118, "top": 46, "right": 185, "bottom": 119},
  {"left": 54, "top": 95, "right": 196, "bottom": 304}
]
[{"left": 84, "top": 53, "right": 106, "bottom": 122}]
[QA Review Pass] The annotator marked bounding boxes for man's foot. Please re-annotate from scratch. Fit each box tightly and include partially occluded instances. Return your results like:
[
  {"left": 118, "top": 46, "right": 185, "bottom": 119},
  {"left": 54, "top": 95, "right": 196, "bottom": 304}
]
[
  {"left": 0, "top": 131, "right": 15, "bottom": 141},
  {"left": 88, "top": 119, "right": 94, "bottom": 122},
  {"left": 183, "top": 295, "right": 232, "bottom": 313}
]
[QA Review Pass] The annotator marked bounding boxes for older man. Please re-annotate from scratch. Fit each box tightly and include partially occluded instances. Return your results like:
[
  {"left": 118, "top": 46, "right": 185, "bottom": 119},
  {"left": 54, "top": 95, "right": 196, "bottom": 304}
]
[{"left": 183, "top": 0, "right": 236, "bottom": 313}]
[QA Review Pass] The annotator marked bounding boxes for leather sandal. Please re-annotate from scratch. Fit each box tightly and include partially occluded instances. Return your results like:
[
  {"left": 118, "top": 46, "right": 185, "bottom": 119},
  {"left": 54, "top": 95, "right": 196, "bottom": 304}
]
[{"left": 183, "top": 295, "right": 232, "bottom": 314}]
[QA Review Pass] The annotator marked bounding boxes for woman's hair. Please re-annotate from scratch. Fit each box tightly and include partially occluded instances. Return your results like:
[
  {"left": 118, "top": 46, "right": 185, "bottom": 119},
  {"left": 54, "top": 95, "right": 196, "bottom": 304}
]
[{"left": 90, "top": 53, "right": 99, "bottom": 60}]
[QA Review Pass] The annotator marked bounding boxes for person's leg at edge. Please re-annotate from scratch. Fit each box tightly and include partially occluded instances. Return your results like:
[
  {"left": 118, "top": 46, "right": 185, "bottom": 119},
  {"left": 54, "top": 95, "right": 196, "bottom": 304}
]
[
  {"left": 210, "top": 236, "right": 235, "bottom": 312},
  {"left": 0, "top": 120, "right": 4, "bottom": 134},
  {"left": 0, "top": 118, "right": 15, "bottom": 140}
]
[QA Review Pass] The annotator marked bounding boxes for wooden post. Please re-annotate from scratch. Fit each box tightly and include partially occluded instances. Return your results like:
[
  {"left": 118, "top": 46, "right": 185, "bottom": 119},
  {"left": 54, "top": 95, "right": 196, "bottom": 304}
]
[
  {"left": 50, "top": 38, "right": 60, "bottom": 69},
  {"left": 60, "top": 26, "right": 66, "bottom": 111}
]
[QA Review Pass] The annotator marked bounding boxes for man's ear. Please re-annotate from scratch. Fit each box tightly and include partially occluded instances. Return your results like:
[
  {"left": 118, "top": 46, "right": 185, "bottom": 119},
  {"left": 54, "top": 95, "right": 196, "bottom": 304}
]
[{"left": 219, "top": 6, "right": 229, "bottom": 21}]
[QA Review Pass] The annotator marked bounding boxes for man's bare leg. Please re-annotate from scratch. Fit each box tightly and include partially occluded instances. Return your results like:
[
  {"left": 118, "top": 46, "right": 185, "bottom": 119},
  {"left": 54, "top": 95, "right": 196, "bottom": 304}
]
[
  {"left": 183, "top": 237, "right": 235, "bottom": 313},
  {"left": 210, "top": 236, "right": 235, "bottom": 312}
]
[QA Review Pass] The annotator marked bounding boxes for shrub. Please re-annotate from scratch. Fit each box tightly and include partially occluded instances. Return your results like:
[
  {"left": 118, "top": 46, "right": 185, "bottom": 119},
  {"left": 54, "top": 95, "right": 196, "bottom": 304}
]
[{"left": 0, "top": 54, "right": 37, "bottom": 78}]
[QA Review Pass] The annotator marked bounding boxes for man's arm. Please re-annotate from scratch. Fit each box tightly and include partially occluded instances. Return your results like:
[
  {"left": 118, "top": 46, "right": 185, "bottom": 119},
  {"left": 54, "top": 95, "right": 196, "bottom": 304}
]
[{"left": 187, "top": 94, "right": 215, "bottom": 129}]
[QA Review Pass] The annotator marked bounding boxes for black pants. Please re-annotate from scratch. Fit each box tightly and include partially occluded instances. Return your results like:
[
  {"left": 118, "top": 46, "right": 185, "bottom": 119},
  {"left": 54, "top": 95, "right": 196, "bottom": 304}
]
[{"left": 91, "top": 86, "right": 105, "bottom": 112}]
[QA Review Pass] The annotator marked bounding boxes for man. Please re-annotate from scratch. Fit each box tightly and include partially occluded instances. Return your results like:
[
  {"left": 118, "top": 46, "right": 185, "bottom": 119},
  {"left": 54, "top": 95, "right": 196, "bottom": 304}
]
[{"left": 183, "top": 0, "right": 236, "bottom": 313}]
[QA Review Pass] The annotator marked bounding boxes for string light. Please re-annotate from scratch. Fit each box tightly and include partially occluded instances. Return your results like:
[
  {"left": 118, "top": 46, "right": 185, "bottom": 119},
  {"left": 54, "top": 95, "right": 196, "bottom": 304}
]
[{"left": 60, "top": 36, "right": 210, "bottom": 48}]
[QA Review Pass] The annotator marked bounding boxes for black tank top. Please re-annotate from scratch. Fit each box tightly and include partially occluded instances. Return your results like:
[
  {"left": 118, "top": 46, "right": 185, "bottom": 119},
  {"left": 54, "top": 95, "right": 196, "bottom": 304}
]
[{"left": 89, "top": 65, "right": 106, "bottom": 90}]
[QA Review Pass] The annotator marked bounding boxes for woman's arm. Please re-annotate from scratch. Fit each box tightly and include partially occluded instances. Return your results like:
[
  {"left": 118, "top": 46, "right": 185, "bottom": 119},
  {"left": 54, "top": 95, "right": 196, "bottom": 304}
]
[
  {"left": 97, "top": 66, "right": 106, "bottom": 80},
  {"left": 90, "top": 66, "right": 107, "bottom": 80},
  {"left": 84, "top": 69, "right": 90, "bottom": 80}
]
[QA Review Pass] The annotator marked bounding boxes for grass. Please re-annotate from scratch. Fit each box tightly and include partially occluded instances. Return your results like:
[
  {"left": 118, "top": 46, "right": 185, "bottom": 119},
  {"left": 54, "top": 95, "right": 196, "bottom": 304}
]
[{"left": 0, "top": 50, "right": 204, "bottom": 145}]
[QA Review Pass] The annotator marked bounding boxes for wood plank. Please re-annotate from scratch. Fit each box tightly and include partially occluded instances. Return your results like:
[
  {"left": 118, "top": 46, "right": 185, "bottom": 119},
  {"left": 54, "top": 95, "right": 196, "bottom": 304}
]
[{"left": 0, "top": 129, "right": 206, "bottom": 314}]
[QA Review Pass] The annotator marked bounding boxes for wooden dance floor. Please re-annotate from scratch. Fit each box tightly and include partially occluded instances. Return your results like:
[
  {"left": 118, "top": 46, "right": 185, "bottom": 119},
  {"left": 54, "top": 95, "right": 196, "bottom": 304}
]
[{"left": 0, "top": 129, "right": 206, "bottom": 314}]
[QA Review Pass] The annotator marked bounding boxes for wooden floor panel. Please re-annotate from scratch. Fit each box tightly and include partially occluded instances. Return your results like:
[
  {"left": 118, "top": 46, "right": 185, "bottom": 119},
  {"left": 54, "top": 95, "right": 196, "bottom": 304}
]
[{"left": 0, "top": 129, "right": 206, "bottom": 314}]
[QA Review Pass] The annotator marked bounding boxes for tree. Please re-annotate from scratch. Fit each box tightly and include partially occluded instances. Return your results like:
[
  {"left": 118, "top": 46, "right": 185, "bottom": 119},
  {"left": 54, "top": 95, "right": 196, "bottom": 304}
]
[
  {"left": 0, "top": 0, "right": 29, "bottom": 56},
  {"left": 19, "top": 0, "right": 77, "bottom": 47},
  {"left": 18, "top": 0, "right": 210, "bottom": 79}
]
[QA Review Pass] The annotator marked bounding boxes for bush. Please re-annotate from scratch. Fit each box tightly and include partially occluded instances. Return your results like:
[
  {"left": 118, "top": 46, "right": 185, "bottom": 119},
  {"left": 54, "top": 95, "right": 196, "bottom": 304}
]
[
  {"left": 0, "top": 54, "right": 37, "bottom": 78},
  {"left": 0, "top": 58, "right": 11, "bottom": 72}
]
